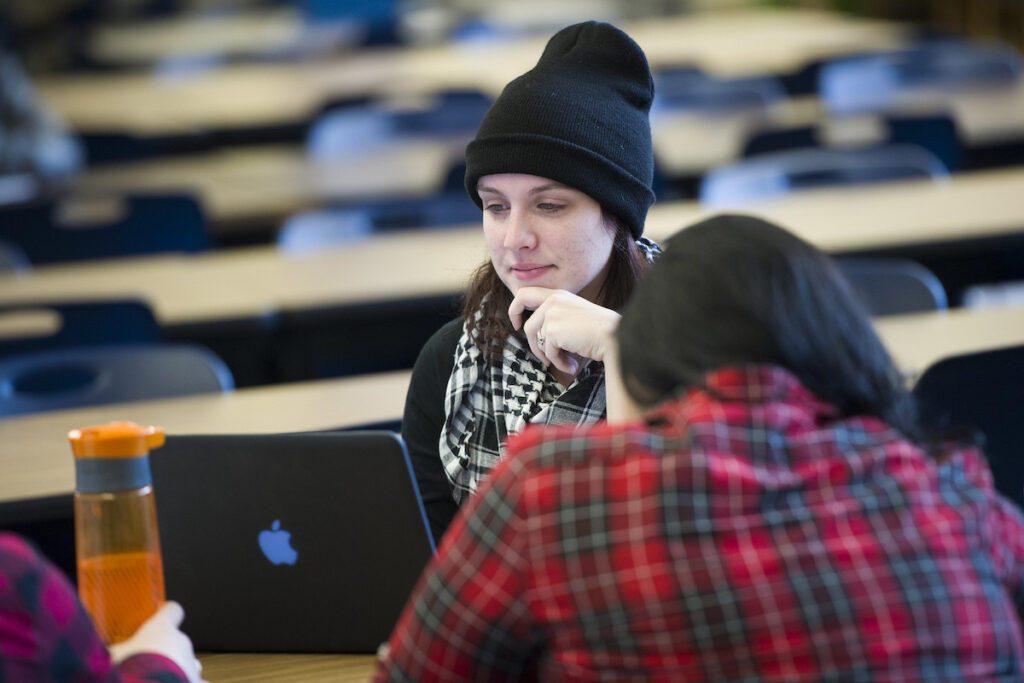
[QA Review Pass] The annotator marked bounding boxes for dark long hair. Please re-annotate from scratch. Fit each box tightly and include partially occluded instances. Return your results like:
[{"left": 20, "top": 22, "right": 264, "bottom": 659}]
[
  {"left": 616, "top": 213, "right": 918, "bottom": 438},
  {"left": 463, "top": 213, "right": 649, "bottom": 363}
]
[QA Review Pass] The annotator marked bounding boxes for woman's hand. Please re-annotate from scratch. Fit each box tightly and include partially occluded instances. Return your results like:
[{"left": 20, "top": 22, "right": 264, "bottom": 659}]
[
  {"left": 508, "top": 286, "right": 620, "bottom": 376},
  {"left": 109, "top": 601, "right": 207, "bottom": 683}
]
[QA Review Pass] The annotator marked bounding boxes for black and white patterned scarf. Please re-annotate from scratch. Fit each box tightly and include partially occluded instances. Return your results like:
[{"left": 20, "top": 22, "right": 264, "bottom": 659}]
[{"left": 440, "top": 237, "right": 661, "bottom": 503}]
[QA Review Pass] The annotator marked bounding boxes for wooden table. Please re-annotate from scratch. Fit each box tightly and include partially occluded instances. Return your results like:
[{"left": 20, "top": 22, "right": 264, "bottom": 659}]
[
  {"left": 68, "top": 78, "right": 1024, "bottom": 237},
  {"left": 0, "top": 371, "right": 411, "bottom": 509},
  {"left": 38, "top": 9, "right": 907, "bottom": 137},
  {"left": 652, "top": 82, "right": 1024, "bottom": 176},
  {"left": 646, "top": 167, "right": 1024, "bottom": 253},
  {"left": 5, "top": 168, "right": 1023, "bottom": 326},
  {"left": 85, "top": 8, "right": 323, "bottom": 67},
  {"left": 198, "top": 652, "right": 375, "bottom": 683},
  {"left": 73, "top": 140, "right": 465, "bottom": 237},
  {"left": 875, "top": 305, "right": 1024, "bottom": 380},
  {"left": 0, "top": 224, "right": 483, "bottom": 325}
]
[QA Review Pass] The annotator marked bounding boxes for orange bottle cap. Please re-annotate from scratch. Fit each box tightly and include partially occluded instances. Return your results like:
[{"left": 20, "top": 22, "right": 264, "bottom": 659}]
[{"left": 69, "top": 422, "right": 166, "bottom": 458}]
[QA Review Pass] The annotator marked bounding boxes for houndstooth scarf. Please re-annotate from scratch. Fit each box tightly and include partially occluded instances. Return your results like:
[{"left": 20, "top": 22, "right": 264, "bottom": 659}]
[{"left": 440, "top": 237, "right": 661, "bottom": 503}]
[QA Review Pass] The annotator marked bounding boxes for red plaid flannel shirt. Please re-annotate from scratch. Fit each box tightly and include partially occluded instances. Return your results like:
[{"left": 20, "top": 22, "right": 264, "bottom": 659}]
[
  {"left": 0, "top": 533, "right": 187, "bottom": 683},
  {"left": 377, "top": 365, "right": 1024, "bottom": 682}
]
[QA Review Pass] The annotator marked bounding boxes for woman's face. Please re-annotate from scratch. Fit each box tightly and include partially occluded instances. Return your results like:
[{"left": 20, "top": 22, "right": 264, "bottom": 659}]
[{"left": 478, "top": 173, "right": 616, "bottom": 303}]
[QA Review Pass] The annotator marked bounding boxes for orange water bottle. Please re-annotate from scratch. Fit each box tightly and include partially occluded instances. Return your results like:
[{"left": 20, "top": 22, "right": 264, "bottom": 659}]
[{"left": 70, "top": 421, "right": 167, "bottom": 645}]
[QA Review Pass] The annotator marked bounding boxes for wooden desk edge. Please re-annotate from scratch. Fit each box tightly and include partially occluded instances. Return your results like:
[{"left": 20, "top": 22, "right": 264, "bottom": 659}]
[{"left": 198, "top": 652, "right": 375, "bottom": 682}]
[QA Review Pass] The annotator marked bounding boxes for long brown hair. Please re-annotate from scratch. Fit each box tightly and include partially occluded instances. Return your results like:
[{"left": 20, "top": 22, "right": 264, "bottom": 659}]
[{"left": 462, "top": 214, "right": 650, "bottom": 363}]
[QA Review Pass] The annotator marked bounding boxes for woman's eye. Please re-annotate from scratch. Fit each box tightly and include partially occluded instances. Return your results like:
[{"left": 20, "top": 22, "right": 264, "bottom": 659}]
[
  {"left": 485, "top": 203, "right": 508, "bottom": 214},
  {"left": 538, "top": 203, "right": 565, "bottom": 212}
]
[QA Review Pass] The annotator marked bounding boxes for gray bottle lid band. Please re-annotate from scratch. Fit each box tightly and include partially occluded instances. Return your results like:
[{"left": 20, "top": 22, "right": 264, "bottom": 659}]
[{"left": 75, "top": 456, "right": 152, "bottom": 493}]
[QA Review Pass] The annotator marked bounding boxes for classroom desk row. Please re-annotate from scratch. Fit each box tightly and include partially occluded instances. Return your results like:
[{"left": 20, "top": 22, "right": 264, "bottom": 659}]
[
  {"left": 0, "top": 371, "right": 411, "bottom": 509},
  {"left": 80, "top": 4, "right": 891, "bottom": 73},
  {"left": 652, "top": 83, "right": 1024, "bottom": 177},
  {"left": 39, "top": 8, "right": 908, "bottom": 137},
  {"left": 3, "top": 303, "right": 1024, "bottom": 512},
  {"left": 74, "top": 139, "right": 465, "bottom": 238},
  {"left": 67, "top": 80, "right": 1024, "bottom": 240},
  {"left": 7, "top": 167, "right": 1024, "bottom": 327},
  {"left": 85, "top": 7, "right": 319, "bottom": 68}
]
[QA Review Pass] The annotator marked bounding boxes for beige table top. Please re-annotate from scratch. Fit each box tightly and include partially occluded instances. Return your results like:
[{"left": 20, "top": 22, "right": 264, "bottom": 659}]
[
  {"left": 0, "top": 371, "right": 412, "bottom": 506},
  {"left": 73, "top": 141, "right": 464, "bottom": 234},
  {"left": 86, "top": 8, "right": 313, "bottom": 66},
  {"left": 653, "top": 81, "right": 1024, "bottom": 176},
  {"left": 38, "top": 9, "right": 907, "bottom": 136},
  {"left": 647, "top": 166, "right": 1024, "bottom": 252},
  {"left": 0, "top": 222, "right": 484, "bottom": 323},
  {"left": 197, "top": 652, "right": 375, "bottom": 682},
  {"left": 4, "top": 167, "right": 1022, "bottom": 325},
  {"left": 875, "top": 304, "right": 1024, "bottom": 380}
]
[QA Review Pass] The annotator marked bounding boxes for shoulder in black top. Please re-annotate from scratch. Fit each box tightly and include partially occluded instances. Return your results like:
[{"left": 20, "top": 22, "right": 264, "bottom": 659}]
[{"left": 402, "top": 317, "right": 464, "bottom": 545}]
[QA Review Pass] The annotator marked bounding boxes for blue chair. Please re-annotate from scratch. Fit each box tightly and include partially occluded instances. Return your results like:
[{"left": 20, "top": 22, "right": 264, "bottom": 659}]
[
  {"left": 274, "top": 295, "right": 460, "bottom": 381},
  {"left": 819, "top": 39, "right": 1022, "bottom": 114},
  {"left": 699, "top": 143, "right": 949, "bottom": 208},
  {"left": 0, "top": 194, "right": 209, "bottom": 265},
  {"left": 450, "top": 19, "right": 529, "bottom": 45},
  {"left": 306, "top": 91, "right": 491, "bottom": 161},
  {"left": 653, "top": 67, "right": 787, "bottom": 114},
  {"left": 80, "top": 130, "right": 214, "bottom": 166},
  {"left": 301, "top": 0, "right": 400, "bottom": 45},
  {"left": 277, "top": 192, "right": 479, "bottom": 252},
  {"left": 0, "top": 344, "right": 234, "bottom": 418},
  {"left": 836, "top": 257, "right": 948, "bottom": 317},
  {"left": 0, "top": 300, "right": 161, "bottom": 359},
  {"left": 742, "top": 113, "right": 962, "bottom": 173},
  {"left": 0, "top": 240, "right": 30, "bottom": 274},
  {"left": 913, "top": 344, "right": 1024, "bottom": 511}
]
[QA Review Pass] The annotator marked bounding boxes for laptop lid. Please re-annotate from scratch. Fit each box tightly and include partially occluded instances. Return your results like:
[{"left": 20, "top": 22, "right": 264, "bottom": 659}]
[{"left": 150, "top": 431, "right": 436, "bottom": 654}]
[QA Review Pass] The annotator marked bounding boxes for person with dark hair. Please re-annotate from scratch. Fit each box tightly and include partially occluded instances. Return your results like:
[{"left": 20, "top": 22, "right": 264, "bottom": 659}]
[
  {"left": 402, "top": 20, "right": 660, "bottom": 544},
  {"left": 0, "top": 532, "right": 206, "bottom": 682},
  {"left": 377, "top": 214, "right": 1024, "bottom": 681}
]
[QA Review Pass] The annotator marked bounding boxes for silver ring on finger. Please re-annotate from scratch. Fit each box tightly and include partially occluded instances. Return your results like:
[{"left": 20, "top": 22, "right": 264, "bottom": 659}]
[{"left": 536, "top": 332, "right": 546, "bottom": 347}]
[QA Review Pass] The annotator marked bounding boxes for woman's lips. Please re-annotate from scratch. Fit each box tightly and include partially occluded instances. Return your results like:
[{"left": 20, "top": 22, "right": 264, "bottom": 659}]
[{"left": 510, "top": 264, "right": 553, "bottom": 281}]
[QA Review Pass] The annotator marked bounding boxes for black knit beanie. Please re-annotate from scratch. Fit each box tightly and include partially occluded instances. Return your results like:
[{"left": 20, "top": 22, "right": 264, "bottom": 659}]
[{"left": 464, "top": 21, "right": 656, "bottom": 239}]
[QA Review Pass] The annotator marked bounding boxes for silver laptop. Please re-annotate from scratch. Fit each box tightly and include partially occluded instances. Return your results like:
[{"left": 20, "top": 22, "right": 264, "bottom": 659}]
[{"left": 150, "top": 431, "right": 436, "bottom": 653}]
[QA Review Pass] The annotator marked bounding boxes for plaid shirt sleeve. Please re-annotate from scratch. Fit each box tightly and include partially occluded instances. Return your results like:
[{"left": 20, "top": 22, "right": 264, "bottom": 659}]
[
  {"left": 971, "top": 461, "right": 1024, "bottom": 608},
  {"left": 375, "top": 452, "right": 539, "bottom": 682},
  {"left": 988, "top": 494, "right": 1024, "bottom": 609},
  {"left": 0, "top": 533, "right": 188, "bottom": 683}
]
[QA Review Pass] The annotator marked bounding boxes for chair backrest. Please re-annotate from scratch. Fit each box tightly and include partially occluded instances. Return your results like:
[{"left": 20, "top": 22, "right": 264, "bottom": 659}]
[
  {"left": 274, "top": 295, "right": 460, "bottom": 382},
  {"left": 307, "top": 90, "right": 490, "bottom": 161},
  {"left": 0, "top": 194, "right": 209, "bottom": 265},
  {"left": 699, "top": 143, "right": 949, "bottom": 208},
  {"left": 302, "top": 0, "right": 400, "bottom": 45},
  {"left": 836, "top": 257, "right": 948, "bottom": 317},
  {"left": 653, "top": 67, "right": 787, "bottom": 114},
  {"left": 0, "top": 343, "right": 234, "bottom": 418},
  {"left": 0, "top": 300, "right": 161, "bottom": 359},
  {"left": 277, "top": 192, "right": 479, "bottom": 252},
  {"left": 743, "top": 113, "right": 962, "bottom": 172},
  {"left": 0, "top": 240, "right": 30, "bottom": 274},
  {"left": 913, "top": 344, "right": 1024, "bottom": 510},
  {"left": 819, "top": 39, "right": 1022, "bottom": 114}
]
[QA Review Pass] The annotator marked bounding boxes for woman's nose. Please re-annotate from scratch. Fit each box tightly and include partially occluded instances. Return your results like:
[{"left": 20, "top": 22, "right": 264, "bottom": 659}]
[{"left": 503, "top": 210, "right": 537, "bottom": 249}]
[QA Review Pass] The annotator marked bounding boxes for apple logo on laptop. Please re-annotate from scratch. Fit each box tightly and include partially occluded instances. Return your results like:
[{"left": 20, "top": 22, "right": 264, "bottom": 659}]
[{"left": 258, "top": 520, "right": 298, "bottom": 565}]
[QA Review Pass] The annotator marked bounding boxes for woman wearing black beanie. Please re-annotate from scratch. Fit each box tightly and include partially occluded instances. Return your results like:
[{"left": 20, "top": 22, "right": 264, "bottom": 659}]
[{"left": 402, "top": 21, "right": 660, "bottom": 544}]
